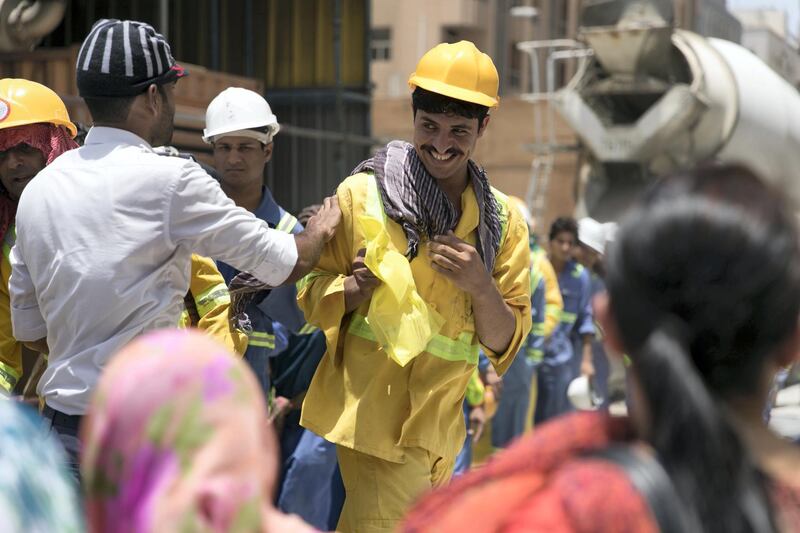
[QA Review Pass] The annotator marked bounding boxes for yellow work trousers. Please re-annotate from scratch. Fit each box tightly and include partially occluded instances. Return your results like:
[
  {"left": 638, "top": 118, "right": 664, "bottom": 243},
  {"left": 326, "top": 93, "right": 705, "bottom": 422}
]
[{"left": 336, "top": 445, "right": 454, "bottom": 533}]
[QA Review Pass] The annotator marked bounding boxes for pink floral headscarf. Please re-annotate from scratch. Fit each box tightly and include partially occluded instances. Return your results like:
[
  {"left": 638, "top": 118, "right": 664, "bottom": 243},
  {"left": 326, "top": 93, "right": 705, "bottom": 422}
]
[{"left": 80, "top": 330, "right": 317, "bottom": 533}]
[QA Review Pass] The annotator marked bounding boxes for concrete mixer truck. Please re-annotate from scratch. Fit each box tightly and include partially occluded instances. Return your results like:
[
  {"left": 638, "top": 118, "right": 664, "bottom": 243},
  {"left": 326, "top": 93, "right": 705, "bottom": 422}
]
[{"left": 519, "top": 0, "right": 800, "bottom": 223}]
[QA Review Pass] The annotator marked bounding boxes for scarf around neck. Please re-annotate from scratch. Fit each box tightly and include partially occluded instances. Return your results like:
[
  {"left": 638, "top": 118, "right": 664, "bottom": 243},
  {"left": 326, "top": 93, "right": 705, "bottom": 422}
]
[{"left": 352, "top": 140, "right": 502, "bottom": 272}]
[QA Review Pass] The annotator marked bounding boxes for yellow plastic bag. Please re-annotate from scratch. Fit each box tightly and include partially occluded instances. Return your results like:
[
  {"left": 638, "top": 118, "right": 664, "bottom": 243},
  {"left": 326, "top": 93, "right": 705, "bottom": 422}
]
[{"left": 359, "top": 215, "right": 445, "bottom": 366}]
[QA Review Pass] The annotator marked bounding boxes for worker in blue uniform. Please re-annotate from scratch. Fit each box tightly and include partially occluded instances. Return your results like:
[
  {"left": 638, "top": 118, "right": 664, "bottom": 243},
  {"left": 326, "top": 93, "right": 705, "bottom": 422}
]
[
  {"left": 535, "top": 216, "right": 595, "bottom": 423},
  {"left": 203, "top": 89, "right": 340, "bottom": 529}
]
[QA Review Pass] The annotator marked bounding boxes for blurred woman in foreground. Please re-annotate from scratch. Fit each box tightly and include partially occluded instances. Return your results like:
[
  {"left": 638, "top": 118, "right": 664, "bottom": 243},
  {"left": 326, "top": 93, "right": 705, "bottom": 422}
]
[
  {"left": 80, "top": 330, "right": 317, "bottom": 533},
  {"left": 402, "top": 164, "right": 800, "bottom": 532}
]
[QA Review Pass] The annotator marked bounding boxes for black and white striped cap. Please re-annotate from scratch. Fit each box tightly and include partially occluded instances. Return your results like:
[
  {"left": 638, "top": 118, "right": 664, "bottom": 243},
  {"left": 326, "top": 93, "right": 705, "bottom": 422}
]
[{"left": 76, "top": 19, "right": 188, "bottom": 98}]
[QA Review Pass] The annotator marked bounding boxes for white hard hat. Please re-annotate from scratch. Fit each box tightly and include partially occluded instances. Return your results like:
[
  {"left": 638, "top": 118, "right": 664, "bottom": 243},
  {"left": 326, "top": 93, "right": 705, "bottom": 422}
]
[
  {"left": 568, "top": 375, "right": 603, "bottom": 411},
  {"left": 603, "top": 222, "right": 618, "bottom": 244},
  {"left": 203, "top": 87, "right": 280, "bottom": 144},
  {"left": 578, "top": 217, "right": 606, "bottom": 255}
]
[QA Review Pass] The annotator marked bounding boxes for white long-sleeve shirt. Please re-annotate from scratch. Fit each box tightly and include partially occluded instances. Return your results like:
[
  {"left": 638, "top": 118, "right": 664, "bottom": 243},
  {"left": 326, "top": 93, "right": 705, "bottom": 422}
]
[{"left": 10, "top": 127, "right": 298, "bottom": 414}]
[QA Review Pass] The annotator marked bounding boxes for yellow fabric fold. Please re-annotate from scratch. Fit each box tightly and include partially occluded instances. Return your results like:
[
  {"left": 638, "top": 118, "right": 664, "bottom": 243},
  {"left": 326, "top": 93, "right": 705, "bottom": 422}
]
[{"left": 359, "top": 214, "right": 445, "bottom": 367}]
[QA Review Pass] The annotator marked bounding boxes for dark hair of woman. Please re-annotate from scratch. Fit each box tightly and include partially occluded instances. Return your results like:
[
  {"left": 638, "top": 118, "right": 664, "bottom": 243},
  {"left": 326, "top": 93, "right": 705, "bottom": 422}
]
[{"left": 606, "top": 163, "right": 800, "bottom": 532}]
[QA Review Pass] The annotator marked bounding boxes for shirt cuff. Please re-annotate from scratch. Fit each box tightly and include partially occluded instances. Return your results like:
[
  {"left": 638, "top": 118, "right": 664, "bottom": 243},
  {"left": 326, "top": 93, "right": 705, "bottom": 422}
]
[
  {"left": 11, "top": 309, "right": 47, "bottom": 342},
  {"left": 250, "top": 231, "right": 298, "bottom": 286}
]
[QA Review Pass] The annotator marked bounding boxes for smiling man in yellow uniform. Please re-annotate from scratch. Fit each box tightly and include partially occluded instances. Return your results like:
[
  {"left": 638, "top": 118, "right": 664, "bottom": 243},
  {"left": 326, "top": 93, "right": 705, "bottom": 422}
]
[{"left": 298, "top": 41, "right": 531, "bottom": 533}]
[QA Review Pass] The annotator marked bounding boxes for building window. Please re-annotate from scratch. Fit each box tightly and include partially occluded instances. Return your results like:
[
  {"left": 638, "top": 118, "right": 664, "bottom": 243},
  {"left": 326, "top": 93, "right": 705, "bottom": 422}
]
[{"left": 371, "top": 28, "right": 392, "bottom": 61}]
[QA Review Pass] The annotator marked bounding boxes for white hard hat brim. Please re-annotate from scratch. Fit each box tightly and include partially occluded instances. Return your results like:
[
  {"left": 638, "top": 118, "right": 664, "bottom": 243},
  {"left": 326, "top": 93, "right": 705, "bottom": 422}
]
[{"left": 203, "top": 118, "right": 280, "bottom": 144}]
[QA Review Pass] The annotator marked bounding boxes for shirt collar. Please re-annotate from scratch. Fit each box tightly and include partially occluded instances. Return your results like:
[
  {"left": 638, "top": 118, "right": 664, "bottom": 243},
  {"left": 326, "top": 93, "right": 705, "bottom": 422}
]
[
  {"left": 83, "top": 126, "right": 154, "bottom": 151},
  {"left": 253, "top": 187, "right": 282, "bottom": 227},
  {"left": 453, "top": 184, "right": 479, "bottom": 239}
]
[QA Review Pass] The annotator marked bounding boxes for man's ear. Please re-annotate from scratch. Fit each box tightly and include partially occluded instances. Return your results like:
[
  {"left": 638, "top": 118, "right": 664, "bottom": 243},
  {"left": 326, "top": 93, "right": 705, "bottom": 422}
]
[
  {"left": 264, "top": 142, "right": 274, "bottom": 163},
  {"left": 145, "top": 84, "right": 160, "bottom": 116},
  {"left": 477, "top": 115, "right": 491, "bottom": 138}
]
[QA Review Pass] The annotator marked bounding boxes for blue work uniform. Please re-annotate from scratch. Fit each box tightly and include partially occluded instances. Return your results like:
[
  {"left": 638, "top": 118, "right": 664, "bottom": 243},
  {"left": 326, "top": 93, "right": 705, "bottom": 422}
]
[
  {"left": 217, "top": 187, "right": 305, "bottom": 393},
  {"left": 491, "top": 257, "right": 546, "bottom": 448},
  {"left": 535, "top": 260, "right": 594, "bottom": 423},
  {"left": 217, "top": 187, "right": 341, "bottom": 527},
  {"left": 453, "top": 353, "right": 492, "bottom": 475},
  {"left": 588, "top": 272, "right": 611, "bottom": 406}
]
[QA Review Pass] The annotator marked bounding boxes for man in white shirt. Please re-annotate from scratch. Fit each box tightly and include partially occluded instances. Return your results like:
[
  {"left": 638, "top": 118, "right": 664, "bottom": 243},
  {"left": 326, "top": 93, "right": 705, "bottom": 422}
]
[{"left": 9, "top": 19, "right": 340, "bottom": 473}]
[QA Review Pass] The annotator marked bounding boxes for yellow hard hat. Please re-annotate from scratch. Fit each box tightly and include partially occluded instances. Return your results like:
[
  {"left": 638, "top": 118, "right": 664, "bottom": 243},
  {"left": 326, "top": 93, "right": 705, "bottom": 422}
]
[
  {"left": 408, "top": 41, "right": 499, "bottom": 108},
  {"left": 0, "top": 79, "right": 77, "bottom": 137}
]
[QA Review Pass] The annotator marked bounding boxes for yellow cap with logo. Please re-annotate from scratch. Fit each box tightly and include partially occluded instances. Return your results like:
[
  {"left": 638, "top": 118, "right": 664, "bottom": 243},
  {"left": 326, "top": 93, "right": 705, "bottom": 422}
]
[
  {"left": 0, "top": 79, "right": 77, "bottom": 137},
  {"left": 408, "top": 41, "right": 500, "bottom": 108}
]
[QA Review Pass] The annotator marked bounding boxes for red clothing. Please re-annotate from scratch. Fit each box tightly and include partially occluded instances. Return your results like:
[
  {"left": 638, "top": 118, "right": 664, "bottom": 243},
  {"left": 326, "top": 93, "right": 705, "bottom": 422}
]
[
  {"left": 402, "top": 411, "right": 800, "bottom": 532},
  {"left": 771, "top": 479, "right": 800, "bottom": 532}
]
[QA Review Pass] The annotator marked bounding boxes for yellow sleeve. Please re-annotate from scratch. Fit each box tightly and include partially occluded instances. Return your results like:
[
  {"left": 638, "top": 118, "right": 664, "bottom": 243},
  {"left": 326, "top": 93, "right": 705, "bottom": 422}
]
[
  {"left": 465, "top": 369, "right": 485, "bottom": 407},
  {"left": 189, "top": 254, "right": 248, "bottom": 356},
  {"left": 0, "top": 269, "right": 22, "bottom": 395},
  {"left": 539, "top": 255, "right": 563, "bottom": 338},
  {"left": 296, "top": 175, "right": 360, "bottom": 367},
  {"left": 481, "top": 205, "right": 533, "bottom": 375}
]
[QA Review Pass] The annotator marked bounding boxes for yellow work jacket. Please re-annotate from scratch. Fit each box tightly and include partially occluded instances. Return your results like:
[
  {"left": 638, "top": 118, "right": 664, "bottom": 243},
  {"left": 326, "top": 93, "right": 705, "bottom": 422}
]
[
  {"left": 531, "top": 247, "right": 563, "bottom": 338},
  {"left": 179, "top": 254, "right": 248, "bottom": 356},
  {"left": 0, "top": 225, "right": 21, "bottom": 394},
  {"left": 298, "top": 172, "right": 531, "bottom": 463}
]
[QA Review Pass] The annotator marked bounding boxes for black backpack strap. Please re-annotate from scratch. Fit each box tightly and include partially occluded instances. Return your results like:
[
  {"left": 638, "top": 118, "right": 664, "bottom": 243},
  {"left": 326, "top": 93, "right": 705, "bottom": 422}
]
[{"left": 589, "top": 445, "right": 702, "bottom": 533}]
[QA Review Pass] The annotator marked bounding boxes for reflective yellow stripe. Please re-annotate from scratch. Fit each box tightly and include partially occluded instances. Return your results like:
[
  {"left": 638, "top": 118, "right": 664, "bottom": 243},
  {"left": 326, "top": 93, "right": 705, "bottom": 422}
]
[
  {"left": 2, "top": 224, "right": 16, "bottom": 262},
  {"left": 277, "top": 212, "right": 299, "bottom": 233},
  {"left": 531, "top": 323, "right": 545, "bottom": 336},
  {"left": 545, "top": 303, "right": 561, "bottom": 315},
  {"left": 248, "top": 331, "right": 276, "bottom": 349},
  {"left": 348, "top": 313, "right": 478, "bottom": 364},
  {"left": 298, "top": 323, "right": 319, "bottom": 335},
  {"left": 296, "top": 270, "right": 328, "bottom": 293},
  {"left": 0, "top": 360, "right": 20, "bottom": 393},
  {"left": 364, "top": 175, "right": 385, "bottom": 221},
  {"left": 545, "top": 304, "right": 562, "bottom": 327},
  {"left": 561, "top": 311, "right": 577, "bottom": 325},
  {"left": 194, "top": 283, "right": 231, "bottom": 317},
  {"left": 525, "top": 347, "right": 543, "bottom": 363},
  {"left": 178, "top": 309, "right": 191, "bottom": 328},
  {"left": 465, "top": 370, "right": 485, "bottom": 406}
]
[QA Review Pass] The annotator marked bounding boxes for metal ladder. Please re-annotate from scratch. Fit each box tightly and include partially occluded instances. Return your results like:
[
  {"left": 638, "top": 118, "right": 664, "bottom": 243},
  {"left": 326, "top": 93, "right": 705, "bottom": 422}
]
[{"left": 516, "top": 39, "right": 593, "bottom": 229}]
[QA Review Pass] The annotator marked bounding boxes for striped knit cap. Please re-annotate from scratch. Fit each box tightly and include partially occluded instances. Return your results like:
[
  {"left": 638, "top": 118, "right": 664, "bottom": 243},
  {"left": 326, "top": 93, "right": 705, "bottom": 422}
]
[{"left": 76, "top": 19, "right": 187, "bottom": 98}]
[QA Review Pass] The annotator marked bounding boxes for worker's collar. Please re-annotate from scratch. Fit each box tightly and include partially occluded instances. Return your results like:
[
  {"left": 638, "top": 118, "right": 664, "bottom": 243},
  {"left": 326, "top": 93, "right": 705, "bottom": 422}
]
[
  {"left": 83, "top": 126, "right": 153, "bottom": 151},
  {"left": 451, "top": 184, "right": 479, "bottom": 240},
  {"left": 253, "top": 186, "right": 283, "bottom": 227}
]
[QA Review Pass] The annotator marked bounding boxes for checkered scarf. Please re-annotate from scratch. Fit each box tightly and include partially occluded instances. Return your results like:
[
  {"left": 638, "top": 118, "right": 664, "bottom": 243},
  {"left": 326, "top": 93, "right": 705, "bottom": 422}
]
[{"left": 352, "top": 140, "right": 502, "bottom": 272}]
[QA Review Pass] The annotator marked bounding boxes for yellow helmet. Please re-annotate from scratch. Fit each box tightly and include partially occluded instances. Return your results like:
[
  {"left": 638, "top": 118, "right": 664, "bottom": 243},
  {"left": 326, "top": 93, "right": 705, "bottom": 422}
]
[
  {"left": 408, "top": 41, "right": 499, "bottom": 108},
  {"left": 0, "top": 79, "right": 77, "bottom": 137}
]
